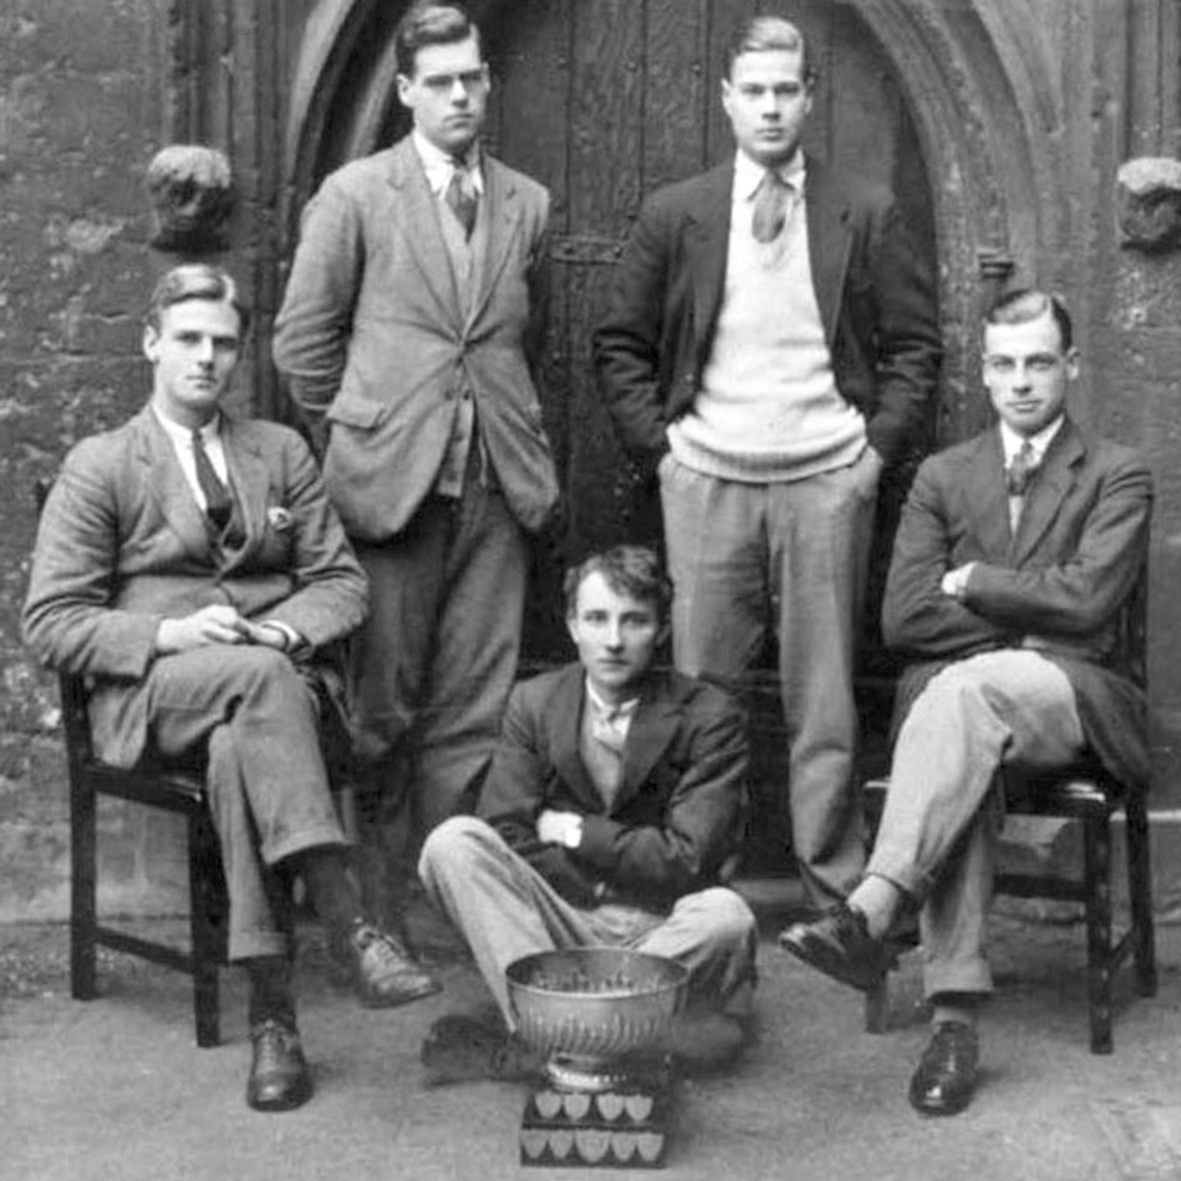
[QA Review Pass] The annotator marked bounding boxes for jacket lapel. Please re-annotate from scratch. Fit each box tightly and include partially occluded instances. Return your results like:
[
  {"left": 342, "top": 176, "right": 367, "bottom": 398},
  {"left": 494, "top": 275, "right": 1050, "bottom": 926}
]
[
  {"left": 615, "top": 677, "right": 681, "bottom": 811},
  {"left": 687, "top": 163, "right": 734, "bottom": 364},
  {"left": 385, "top": 139, "right": 464, "bottom": 328},
  {"left": 548, "top": 667, "right": 603, "bottom": 811},
  {"left": 1012, "top": 419, "right": 1085, "bottom": 564},
  {"left": 133, "top": 409, "right": 213, "bottom": 560},
  {"left": 803, "top": 157, "right": 853, "bottom": 344},
  {"left": 466, "top": 156, "right": 522, "bottom": 331},
  {"left": 219, "top": 418, "right": 270, "bottom": 571},
  {"left": 967, "top": 429, "right": 1014, "bottom": 559}
]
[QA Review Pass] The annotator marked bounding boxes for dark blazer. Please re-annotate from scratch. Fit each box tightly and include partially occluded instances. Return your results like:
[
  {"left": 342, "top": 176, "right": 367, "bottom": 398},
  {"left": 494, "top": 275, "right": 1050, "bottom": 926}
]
[
  {"left": 882, "top": 417, "right": 1153, "bottom": 788},
  {"left": 273, "top": 136, "right": 559, "bottom": 541},
  {"left": 478, "top": 663, "right": 749, "bottom": 911},
  {"left": 592, "top": 155, "right": 942, "bottom": 478},
  {"left": 22, "top": 407, "right": 368, "bottom": 769}
]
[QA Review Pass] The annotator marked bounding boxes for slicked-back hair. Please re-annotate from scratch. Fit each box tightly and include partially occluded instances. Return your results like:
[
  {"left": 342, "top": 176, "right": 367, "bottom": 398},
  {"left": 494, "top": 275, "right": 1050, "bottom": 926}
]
[
  {"left": 395, "top": 1, "right": 480, "bottom": 77},
  {"left": 145, "top": 263, "right": 250, "bottom": 335},
  {"left": 986, "top": 288, "right": 1073, "bottom": 352},
  {"left": 563, "top": 545, "right": 673, "bottom": 624},
  {"left": 724, "top": 15, "right": 814, "bottom": 83}
]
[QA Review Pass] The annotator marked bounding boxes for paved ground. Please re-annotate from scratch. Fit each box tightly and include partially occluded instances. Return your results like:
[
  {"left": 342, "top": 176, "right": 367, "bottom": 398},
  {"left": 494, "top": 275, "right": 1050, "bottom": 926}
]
[{"left": 3, "top": 885, "right": 1180, "bottom": 1181}]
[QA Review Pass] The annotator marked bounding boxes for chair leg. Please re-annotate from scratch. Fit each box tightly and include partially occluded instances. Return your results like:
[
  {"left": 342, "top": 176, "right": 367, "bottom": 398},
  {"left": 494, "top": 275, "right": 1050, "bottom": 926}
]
[
  {"left": 188, "top": 811, "right": 224, "bottom": 1049},
  {"left": 864, "top": 970, "right": 890, "bottom": 1034},
  {"left": 1123, "top": 793, "right": 1158, "bottom": 997},
  {"left": 70, "top": 776, "right": 98, "bottom": 1001},
  {"left": 1082, "top": 815, "right": 1114, "bottom": 1055}
]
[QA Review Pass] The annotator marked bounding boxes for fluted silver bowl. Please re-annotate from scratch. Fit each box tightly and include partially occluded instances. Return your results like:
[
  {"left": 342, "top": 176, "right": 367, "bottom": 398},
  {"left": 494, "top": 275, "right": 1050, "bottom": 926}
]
[{"left": 506, "top": 948, "right": 688, "bottom": 1090}]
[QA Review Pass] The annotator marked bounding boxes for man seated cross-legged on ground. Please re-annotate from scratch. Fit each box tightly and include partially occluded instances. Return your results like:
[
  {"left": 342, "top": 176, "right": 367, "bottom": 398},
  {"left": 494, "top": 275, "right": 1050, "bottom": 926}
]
[
  {"left": 779, "top": 289, "right": 1153, "bottom": 1116},
  {"left": 418, "top": 545, "right": 758, "bottom": 1083},
  {"left": 22, "top": 264, "right": 441, "bottom": 1113}
]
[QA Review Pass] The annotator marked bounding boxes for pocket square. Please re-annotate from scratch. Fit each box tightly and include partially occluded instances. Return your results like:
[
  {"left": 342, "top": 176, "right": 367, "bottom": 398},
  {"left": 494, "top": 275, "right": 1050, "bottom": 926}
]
[{"left": 266, "top": 506, "right": 294, "bottom": 532}]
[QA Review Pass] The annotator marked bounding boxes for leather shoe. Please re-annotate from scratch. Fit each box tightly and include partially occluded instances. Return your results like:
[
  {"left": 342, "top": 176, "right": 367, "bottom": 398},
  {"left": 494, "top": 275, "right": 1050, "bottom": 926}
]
[
  {"left": 420, "top": 1013, "right": 545, "bottom": 1086},
  {"left": 777, "top": 903, "right": 894, "bottom": 992},
  {"left": 341, "top": 919, "right": 443, "bottom": 1009},
  {"left": 246, "top": 1018, "right": 313, "bottom": 1113},
  {"left": 908, "top": 1021, "right": 979, "bottom": 1117}
]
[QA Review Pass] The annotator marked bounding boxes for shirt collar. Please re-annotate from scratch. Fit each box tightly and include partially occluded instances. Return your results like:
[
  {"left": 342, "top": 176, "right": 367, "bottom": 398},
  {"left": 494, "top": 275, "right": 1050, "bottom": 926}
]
[
  {"left": 584, "top": 678, "right": 641, "bottom": 721},
  {"left": 999, "top": 415, "right": 1064, "bottom": 468},
  {"left": 152, "top": 403, "right": 222, "bottom": 449},
  {"left": 734, "top": 148, "right": 805, "bottom": 202},
  {"left": 413, "top": 129, "right": 485, "bottom": 197}
]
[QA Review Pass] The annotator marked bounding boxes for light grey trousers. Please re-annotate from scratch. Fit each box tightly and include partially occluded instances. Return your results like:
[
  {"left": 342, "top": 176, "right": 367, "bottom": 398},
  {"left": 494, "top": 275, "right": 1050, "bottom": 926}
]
[
  {"left": 659, "top": 447, "right": 879, "bottom": 907},
  {"left": 419, "top": 816, "right": 758, "bottom": 1028},
  {"left": 143, "top": 645, "right": 348, "bottom": 961},
  {"left": 866, "top": 650, "right": 1085, "bottom": 997}
]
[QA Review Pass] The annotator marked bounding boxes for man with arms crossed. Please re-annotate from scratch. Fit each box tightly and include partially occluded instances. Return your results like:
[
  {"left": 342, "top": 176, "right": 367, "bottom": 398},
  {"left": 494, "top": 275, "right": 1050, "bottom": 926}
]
[
  {"left": 594, "top": 15, "right": 941, "bottom": 913},
  {"left": 417, "top": 546, "right": 757, "bottom": 1082},
  {"left": 24, "top": 264, "right": 440, "bottom": 1113},
  {"left": 781, "top": 290, "right": 1153, "bottom": 1116}
]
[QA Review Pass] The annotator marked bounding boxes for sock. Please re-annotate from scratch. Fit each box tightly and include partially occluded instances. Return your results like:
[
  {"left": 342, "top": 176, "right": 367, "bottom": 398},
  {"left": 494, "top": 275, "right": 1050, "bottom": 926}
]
[
  {"left": 245, "top": 955, "right": 296, "bottom": 1028},
  {"left": 847, "top": 875, "right": 903, "bottom": 940},
  {"left": 931, "top": 995, "right": 979, "bottom": 1029},
  {"left": 294, "top": 849, "right": 363, "bottom": 945}
]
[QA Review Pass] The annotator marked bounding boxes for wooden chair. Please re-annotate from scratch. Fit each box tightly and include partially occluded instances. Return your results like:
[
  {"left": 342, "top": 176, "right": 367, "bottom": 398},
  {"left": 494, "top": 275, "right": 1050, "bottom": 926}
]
[
  {"left": 64, "top": 667, "right": 231, "bottom": 1048},
  {"left": 863, "top": 573, "right": 1157, "bottom": 1054}
]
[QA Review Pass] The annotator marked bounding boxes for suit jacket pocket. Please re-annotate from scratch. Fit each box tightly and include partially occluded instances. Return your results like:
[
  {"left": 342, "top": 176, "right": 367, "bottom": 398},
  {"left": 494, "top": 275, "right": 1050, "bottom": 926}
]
[{"left": 326, "top": 394, "right": 387, "bottom": 430}]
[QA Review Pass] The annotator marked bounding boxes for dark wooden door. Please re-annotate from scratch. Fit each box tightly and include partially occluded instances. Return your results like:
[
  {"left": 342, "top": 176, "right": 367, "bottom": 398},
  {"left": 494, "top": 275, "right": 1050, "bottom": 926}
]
[{"left": 471, "top": 0, "right": 936, "bottom": 656}]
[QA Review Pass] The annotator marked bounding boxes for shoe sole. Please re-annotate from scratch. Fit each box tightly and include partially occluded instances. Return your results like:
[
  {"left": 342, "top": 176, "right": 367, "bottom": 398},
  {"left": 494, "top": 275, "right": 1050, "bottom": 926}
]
[
  {"left": 777, "top": 927, "right": 884, "bottom": 993},
  {"left": 359, "top": 976, "right": 443, "bottom": 1009},
  {"left": 247, "top": 1074, "right": 313, "bottom": 1113}
]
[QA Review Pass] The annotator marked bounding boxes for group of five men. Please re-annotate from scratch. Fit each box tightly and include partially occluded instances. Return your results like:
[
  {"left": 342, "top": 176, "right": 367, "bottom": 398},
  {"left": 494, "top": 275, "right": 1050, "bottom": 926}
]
[{"left": 23, "top": 1, "right": 1151, "bottom": 1124}]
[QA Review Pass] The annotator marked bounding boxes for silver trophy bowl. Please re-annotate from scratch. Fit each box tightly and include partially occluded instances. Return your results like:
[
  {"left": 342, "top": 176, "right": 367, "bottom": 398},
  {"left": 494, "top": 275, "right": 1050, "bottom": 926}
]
[{"left": 506, "top": 947, "right": 689, "bottom": 1091}]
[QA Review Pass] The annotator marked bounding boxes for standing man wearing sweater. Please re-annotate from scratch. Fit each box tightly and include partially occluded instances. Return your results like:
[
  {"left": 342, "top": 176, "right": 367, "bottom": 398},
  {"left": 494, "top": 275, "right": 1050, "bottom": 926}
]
[{"left": 593, "top": 15, "right": 941, "bottom": 912}]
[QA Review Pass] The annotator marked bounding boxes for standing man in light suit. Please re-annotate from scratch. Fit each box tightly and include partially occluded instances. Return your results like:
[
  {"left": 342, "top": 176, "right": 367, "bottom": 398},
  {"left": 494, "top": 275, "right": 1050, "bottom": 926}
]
[
  {"left": 274, "top": 3, "right": 558, "bottom": 908},
  {"left": 594, "top": 16, "right": 941, "bottom": 912}
]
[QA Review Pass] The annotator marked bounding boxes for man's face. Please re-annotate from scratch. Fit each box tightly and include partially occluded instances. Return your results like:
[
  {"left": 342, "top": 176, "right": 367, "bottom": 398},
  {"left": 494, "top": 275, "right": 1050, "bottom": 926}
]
[
  {"left": 567, "top": 571, "right": 667, "bottom": 704},
  {"left": 144, "top": 298, "right": 242, "bottom": 429},
  {"left": 721, "top": 47, "right": 812, "bottom": 169},
  {"left": 396, "top": 32, "right": 489, "bottom": 157},
  {"left": 982, "top": 309, "right": 1078, "bottom": 437}
]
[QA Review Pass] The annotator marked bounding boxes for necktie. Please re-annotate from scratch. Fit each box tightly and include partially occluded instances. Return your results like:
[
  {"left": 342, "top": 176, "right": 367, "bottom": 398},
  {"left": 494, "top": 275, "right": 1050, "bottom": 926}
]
[
  {"left": 191, "top": 429, "right": 233, "bottom": 531},
  {"left": 446, "top": 163, "right": 478, "bottom": 240},
  {"left": 1006, "top": 440, "right": 1038, "bottom": 497},
  {"left": 752, "top": 169, "right": 792, "bottom": 243}
]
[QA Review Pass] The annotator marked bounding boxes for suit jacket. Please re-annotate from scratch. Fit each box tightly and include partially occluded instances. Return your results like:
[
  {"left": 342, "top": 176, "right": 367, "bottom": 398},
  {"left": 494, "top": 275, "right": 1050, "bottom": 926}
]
[
  {"left": 478, "top": 663, "right": 749, "bottom": 911},
  {"left": 22, "top": 407, "right": 369, "bottom": 769},
  {"left": 272, "top": 136, "right": 559, "bottom": 541},
  {"left": 882, "top": 416, "right": 1153, "bottom": 788},
  {"left": 592, "top": 155, "right": 942, "bottom": 479}
]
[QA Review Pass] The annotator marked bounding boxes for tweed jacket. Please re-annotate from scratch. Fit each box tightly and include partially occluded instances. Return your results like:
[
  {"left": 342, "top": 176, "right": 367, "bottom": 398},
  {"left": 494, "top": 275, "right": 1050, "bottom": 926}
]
[
  {"left": 882, "top": 416, "right": 1153, "bottom": 789},
  {"left": 22, "top": 407, "right": 368, "bottom": 769},
  {"left": 272, "top": 136, "right": 559, "bottom": 541},
  {"left": 478, "top": 663, "right": 749, "bottom": 911},
  {"left": 592, "top": 155, "right": 942, "bottom": 479}
]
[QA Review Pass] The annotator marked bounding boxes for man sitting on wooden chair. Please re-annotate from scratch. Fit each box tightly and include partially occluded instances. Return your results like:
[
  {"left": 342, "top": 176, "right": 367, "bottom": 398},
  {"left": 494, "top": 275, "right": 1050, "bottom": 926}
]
[
  {"left": 22, "top": 263, "right": 441, "bottom": 1113},
  {"left": 779, "top": 289, "right": 1153, "bottom": 1116}
]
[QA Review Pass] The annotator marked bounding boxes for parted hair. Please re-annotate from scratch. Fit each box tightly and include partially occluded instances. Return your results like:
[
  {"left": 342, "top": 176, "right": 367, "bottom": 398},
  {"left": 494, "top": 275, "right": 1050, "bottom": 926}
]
[
  {"left": 563, "top": 546, "right": 674, "bottom": 623},
  {"left": 986, "top": 288, "right": 1073, "bottom": 352},
  {"left": 395, "top": 2, "right": 480, "bottom": 77},
  {"left": 145, "top": 263, "right": 250, "bottom": 334},
  {"left": 725, "top": 15, "right": 814, "bottom": 83}
]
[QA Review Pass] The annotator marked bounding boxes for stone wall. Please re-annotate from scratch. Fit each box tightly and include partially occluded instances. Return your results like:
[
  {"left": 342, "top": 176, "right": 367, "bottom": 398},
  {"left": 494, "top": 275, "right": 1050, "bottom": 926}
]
[{"left": 0, "top": 0, "right": 180, "bottom": 920}]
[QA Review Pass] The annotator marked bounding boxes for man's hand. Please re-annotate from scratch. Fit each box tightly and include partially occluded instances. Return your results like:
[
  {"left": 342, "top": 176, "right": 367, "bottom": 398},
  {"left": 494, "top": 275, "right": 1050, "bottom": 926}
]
[
  {"left": 155, "top": 605, "right": 259, "bottom": 654},
  {"left": 537, "top": 809, "right": 584, "bottom": 849},
  {"left": 940, "top": 562, "right": 977, "bottom": 601}
]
